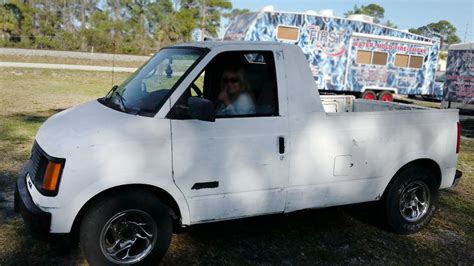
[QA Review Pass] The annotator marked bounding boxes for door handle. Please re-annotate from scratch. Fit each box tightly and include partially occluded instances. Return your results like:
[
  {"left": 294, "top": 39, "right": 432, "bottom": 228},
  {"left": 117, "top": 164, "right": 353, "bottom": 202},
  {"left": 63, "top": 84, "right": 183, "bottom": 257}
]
[{"left": 278, "top": 136, "right": 285, "bottom": 154}]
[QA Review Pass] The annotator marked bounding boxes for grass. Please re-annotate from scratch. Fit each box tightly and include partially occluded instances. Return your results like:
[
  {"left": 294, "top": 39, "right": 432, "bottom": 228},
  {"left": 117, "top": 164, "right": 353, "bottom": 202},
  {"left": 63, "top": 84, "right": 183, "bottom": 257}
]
[
  {"left": 0, "top": 54, "right": 146, "bottom": 68},
  {"left": 0, "top": 68, "right": 473, "bottom": 264}
]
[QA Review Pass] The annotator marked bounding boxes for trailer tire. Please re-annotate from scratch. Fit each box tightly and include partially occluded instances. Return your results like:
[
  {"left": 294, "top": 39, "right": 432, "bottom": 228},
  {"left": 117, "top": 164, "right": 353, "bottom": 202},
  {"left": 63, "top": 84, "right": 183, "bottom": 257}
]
[
  {"left": 378, "top": 91, "right": 393, "bottom": 102},
  {"left": 361, "top": 90, "right": 376, "bottom": 100},
  {"left": 384, "top": 166, "right": 439, "bottom": 234},
  {"left": 79, "top": 190, "right": 172, "bottom": 265}
]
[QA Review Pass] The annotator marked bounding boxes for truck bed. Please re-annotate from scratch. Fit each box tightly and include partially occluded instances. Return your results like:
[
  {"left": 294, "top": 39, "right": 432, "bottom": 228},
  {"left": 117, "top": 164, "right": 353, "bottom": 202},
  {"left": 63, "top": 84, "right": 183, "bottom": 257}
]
[{"left": 321, "top": 95, "right": 427, "bottom": 113}]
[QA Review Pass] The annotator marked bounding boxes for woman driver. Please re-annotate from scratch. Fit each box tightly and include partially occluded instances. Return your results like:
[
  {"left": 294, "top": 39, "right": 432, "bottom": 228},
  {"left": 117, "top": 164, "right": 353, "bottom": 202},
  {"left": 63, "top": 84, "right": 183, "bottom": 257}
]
[{"left": 216, "top": 68, "right": 256, "bottom": 116}]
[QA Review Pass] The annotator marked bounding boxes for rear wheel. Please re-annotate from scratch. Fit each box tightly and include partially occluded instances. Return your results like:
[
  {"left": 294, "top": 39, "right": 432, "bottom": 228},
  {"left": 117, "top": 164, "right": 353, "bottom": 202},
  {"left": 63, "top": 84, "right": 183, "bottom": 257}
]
[
  {"left": 384, "top": 166, "right": 439, "bottom": 234},
  {"left": 79, "top": 190, "right": 172, "bottom": 265},
  {"left": 361, "top": 90, "right": 376, "bottom": 100},
  {"left": 378, "top": 91, "right": 393, "bottom": 102}
]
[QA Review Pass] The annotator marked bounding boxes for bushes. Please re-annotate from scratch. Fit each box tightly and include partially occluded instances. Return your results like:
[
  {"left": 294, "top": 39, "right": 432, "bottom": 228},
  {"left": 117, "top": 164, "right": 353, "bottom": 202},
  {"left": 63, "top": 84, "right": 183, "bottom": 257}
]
[{"left": 0, "top": 0, "right": 234, "bottom": 55}]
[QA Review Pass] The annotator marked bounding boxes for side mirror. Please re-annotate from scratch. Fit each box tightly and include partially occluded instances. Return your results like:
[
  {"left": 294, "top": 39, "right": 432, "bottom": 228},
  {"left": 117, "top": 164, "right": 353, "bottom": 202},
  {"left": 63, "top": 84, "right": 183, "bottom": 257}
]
[{"left": 188, "top": 97, "right": 215, "bottom": 122}]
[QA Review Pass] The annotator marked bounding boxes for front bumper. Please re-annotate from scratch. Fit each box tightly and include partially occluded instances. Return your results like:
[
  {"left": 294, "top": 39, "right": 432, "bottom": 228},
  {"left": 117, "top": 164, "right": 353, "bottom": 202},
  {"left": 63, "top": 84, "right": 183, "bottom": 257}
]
[
  {"left": 14, "top": 172, "right": 51, "bottom": 234},
  {"left": 452, "top": 170, "right": 463, "bottom": 187}
]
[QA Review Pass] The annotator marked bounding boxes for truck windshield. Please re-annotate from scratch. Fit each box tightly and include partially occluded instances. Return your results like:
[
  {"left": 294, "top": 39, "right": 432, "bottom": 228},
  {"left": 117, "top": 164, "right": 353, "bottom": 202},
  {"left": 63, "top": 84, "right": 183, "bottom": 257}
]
[{"left": 99, "top": 47, "right": 207, "bottom": 116}]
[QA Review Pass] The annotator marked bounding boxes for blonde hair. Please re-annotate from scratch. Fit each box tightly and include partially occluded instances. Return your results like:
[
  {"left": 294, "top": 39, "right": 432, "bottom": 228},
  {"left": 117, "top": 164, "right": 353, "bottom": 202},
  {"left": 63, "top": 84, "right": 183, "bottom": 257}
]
[{"left": 220, "top": 68, "right": 254, "bottom": 101}]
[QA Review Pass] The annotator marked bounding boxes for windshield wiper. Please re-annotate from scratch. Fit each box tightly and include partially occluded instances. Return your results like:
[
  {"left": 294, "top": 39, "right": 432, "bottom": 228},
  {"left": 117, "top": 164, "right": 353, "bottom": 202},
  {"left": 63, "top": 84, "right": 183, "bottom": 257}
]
[
  {"left": 112, "top": 90, "right": 128, "bottom": 112},
  {"left": 105, "top": 85, "right": 119, "bottom": 99},
  {"left": 104, "top": 85, "right": 128, "bottom": 112}
]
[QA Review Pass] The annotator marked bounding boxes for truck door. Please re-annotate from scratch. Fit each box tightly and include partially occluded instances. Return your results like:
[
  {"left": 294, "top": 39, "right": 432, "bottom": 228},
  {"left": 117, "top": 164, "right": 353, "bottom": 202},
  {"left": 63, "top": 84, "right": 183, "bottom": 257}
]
[{"left": 168, "top": 50, "right": 289, "bottom": 223}]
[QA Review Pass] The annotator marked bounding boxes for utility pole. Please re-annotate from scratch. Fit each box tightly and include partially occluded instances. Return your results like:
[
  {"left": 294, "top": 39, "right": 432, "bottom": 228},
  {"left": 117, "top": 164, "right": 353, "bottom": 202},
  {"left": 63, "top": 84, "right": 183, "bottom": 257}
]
[{"left": 200, "top": 0, "right": 206, "bottom": 41}]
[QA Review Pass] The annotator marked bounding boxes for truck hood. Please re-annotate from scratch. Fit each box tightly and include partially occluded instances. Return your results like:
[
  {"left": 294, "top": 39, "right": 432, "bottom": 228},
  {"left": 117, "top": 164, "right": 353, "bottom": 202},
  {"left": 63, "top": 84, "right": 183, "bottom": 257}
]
[{"left": 35, "top": 100, "right": 170, "bottom": 157}]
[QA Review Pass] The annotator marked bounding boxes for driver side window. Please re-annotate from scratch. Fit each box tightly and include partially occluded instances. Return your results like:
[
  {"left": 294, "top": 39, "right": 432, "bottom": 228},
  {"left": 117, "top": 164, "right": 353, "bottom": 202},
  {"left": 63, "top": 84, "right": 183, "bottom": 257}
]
[
  {"left": 167, "top": 51, "right": 279, "bottom": 120},
  {"left": 190, "top": 72, "right": 205, "bottom": 96},
  {"left": 166, "top": 72, "right": 206, "bottom": 119}
]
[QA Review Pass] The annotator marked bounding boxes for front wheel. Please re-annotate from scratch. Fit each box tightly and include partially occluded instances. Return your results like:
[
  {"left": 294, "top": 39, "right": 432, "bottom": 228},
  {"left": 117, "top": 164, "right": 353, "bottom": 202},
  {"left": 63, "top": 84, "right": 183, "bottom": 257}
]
[
  {"left": 384, "top": 166, "right": 439, "bottom": 234},
  {"left": 79, "top": 190, "right": 172, "bottom": 265}
]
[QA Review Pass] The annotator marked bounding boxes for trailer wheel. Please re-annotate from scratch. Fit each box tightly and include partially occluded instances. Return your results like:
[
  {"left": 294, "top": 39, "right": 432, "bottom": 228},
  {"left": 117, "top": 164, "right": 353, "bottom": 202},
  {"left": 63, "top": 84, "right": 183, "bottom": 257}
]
[
  {"left": 79, "top": 190, "right": 172, "bottom": 265},
  {"left": 361, "top": 90, "right": 376, "bottom": 100},
  {"left": 378, "top": 91, "right": 393, "bottom": 102},
  {"left": 384, "top": 166, "right": 439, "bottom": 234}
]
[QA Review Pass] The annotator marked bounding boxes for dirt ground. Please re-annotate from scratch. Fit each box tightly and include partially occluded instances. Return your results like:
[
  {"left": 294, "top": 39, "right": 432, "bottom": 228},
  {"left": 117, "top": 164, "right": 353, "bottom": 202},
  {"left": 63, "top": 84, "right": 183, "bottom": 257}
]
[{"left": 0, "top": 68, "right": 473, "bottom": 265}]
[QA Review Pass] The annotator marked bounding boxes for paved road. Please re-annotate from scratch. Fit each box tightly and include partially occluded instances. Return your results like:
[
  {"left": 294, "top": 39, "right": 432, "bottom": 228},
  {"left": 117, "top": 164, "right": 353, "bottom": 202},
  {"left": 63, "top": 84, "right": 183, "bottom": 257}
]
[
  {"left": 0, "top": 62, "right": 137, "bottom": 72},
  {"left": 0, "top": 48, "right": 150, "bottom": 62}
]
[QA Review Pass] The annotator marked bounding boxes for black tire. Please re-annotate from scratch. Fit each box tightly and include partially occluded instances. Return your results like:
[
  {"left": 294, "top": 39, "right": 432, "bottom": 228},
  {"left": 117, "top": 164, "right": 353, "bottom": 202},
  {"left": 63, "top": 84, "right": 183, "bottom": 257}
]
[
  {"left": 79, "top": 190, "right": 173, "bottom": 265},
  {"left": 384, "top": 166, "right": 439, "bottom": 234}
]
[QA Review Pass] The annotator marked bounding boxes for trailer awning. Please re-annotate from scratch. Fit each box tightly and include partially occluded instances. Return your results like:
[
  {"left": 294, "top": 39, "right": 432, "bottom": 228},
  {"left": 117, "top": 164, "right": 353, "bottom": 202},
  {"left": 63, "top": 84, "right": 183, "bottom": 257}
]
[{"left": 352, "top": 33, "right": 434, "bottom": 46}]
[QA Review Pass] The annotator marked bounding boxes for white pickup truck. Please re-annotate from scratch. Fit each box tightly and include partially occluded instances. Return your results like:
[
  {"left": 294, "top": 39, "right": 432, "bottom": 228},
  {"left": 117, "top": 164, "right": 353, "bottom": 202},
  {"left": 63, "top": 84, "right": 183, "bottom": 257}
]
[{"left": 15, "top": 42, "right": 462, "bottom": 265}]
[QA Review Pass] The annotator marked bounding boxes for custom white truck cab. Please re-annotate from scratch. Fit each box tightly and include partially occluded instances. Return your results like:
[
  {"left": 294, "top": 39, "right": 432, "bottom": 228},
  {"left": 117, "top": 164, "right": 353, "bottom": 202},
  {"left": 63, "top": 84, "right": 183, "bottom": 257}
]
[{"left": 15, "top": 42, "right": 462, "bottom": 265}]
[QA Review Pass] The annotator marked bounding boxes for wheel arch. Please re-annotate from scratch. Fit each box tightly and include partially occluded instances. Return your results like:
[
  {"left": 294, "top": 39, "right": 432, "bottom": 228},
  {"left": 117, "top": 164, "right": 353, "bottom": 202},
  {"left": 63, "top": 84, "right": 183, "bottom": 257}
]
[
  {"left": 382, "top": 158, "right": 442, "bottom": 199},
  {"left": 70, "top": 184, "right": 183, "bottom": 241}
]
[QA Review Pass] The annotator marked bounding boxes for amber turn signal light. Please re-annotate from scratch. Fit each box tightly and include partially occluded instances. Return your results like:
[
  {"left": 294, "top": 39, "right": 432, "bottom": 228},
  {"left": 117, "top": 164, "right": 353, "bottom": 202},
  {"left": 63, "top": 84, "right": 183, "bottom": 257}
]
[{"left": 42, "top": 161, "right": 62, "bottom": 191}]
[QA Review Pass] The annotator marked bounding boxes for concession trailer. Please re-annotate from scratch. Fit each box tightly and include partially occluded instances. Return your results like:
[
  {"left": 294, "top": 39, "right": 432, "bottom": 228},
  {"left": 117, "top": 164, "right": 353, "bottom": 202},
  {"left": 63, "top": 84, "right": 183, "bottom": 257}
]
[{"left": 224, "top": 7, "right": 440, "bottom": 101}]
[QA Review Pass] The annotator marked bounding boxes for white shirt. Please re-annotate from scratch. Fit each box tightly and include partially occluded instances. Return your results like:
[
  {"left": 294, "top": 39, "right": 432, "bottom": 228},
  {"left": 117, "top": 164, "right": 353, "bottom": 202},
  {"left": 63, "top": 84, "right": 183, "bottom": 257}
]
[{"left": 216, "top": 93, "right": 256, "bottom": 116}]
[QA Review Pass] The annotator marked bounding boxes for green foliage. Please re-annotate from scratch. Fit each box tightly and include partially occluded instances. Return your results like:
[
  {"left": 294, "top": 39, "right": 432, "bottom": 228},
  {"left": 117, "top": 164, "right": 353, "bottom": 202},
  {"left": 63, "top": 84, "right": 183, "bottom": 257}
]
[
  {"left": 175, "top": 8, "right": 198, "bottom": 41},
  {"left": 344, "top": 3, "right": 401, "bottom": 29},
  {"left": 223, "top": 8, "right": 249, "bottom": 19},
  {"left": 439, "top": 51, "right": 448, "bottom": 60},
  {"left": 344, "top": 4, "right": 385, "bottom": 23},
  {"left": 343, "top": 3, "right": 460, "bottom": 49},
  {"left": 0, "top": 6, "right": 17, "bottom": 37},
  {"left": 409, "top": 20, "right": 461, "bottom": 48},
  {"left": 408, "top": 28, "right": 422, "bottom": 35},
  {"left": 0, "top": 0, "right": 234, "bottom": 54},
  {"left": 148, "top": 0, "right": 182, "bottom": 45},
  {"left": 223, "top": 8, "right": 250, "bottom": 26},
  {"left": 383, "top": 20, "right": 397, "bottom": 29},
  {"left": 0, "top": 3, "right": 21, "bottom": 43},
  {"left": 180, "top": 0, "right": 232, "bottom": 38}
]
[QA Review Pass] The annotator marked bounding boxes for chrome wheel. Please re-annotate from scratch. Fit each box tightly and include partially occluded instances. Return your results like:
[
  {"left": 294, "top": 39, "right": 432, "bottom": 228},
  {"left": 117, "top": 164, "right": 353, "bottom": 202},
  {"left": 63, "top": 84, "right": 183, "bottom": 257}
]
[
  {"left": 100, "top": 209, "right": 158, "bottom": 264},
  {"left": 399, "top": 181, "right": 430, "bottom": 222}
]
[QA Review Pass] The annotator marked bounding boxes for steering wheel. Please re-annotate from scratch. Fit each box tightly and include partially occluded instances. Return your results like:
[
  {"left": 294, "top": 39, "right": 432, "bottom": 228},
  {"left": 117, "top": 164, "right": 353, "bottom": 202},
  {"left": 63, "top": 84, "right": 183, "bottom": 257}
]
[{"left": 190, "top": 83, "right": 203, "bottom": 97}]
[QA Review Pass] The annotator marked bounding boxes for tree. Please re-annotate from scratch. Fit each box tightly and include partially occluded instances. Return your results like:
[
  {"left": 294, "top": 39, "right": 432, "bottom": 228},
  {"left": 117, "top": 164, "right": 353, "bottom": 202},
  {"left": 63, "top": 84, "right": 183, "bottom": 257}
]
[
  {"left": 409, "top": 20, "right": 461, "bottom": 49},
  {"left": 223, "top": 8, "right": 249, "bottom": 26},
  {"left": 81, "top": 10, "right": 115, "bottom": 52},
  {"left": 180, "top": 0, "right": 232, "bottom": 40},
  {"left": 344, "top": 4, "right": 384, "bottom": 23},
  {"left": 0, "top": 0, "right": 233, "bottom": 54},
  {"left": 383, "top": 20, "right": 397, "bottom": 29},
  {"left": 174, "top": 8, "right": 198, "bottom": 41},
  {"left": 147, "top": 0, "right": 180, "bottom": 46},
  {"left": 0, "top": 4, "right": 19, "bottom": 42}
]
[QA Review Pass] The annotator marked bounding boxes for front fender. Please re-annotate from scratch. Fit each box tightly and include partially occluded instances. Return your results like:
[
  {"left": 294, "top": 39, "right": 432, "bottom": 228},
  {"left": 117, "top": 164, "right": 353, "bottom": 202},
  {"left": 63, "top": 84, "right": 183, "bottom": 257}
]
[{"left": 45, "top": 178, "right": 190, "bottom": 234}]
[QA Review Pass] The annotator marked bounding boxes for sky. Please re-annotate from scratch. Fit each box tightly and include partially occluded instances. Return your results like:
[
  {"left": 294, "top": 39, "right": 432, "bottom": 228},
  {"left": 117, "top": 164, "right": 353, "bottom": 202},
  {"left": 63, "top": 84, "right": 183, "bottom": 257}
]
[{"left": 229, "top": 0, "right": 474, "bottom": 41}]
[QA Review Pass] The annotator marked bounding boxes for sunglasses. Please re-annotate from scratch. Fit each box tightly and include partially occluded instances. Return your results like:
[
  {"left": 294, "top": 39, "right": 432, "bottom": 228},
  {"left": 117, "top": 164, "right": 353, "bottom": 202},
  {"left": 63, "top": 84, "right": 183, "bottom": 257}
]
[{"left": 223, "top": 77, "right": 239, "bottom": 83}]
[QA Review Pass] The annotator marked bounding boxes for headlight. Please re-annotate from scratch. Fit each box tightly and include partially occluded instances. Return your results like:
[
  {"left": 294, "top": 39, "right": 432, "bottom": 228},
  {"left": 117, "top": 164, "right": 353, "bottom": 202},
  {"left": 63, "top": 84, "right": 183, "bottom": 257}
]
[
  {"left": 30, "top": 141, "right": 65, "bottom": 196},
  {"left": 42, "top": 161, "right": 63, "bottom": 192}
]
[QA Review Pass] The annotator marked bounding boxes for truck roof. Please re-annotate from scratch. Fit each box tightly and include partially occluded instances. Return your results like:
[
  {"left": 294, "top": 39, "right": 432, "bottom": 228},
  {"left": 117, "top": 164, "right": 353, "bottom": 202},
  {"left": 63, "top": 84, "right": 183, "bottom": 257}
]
[{"left": 173, "top": 41, "right": 290, "bottom": 49}]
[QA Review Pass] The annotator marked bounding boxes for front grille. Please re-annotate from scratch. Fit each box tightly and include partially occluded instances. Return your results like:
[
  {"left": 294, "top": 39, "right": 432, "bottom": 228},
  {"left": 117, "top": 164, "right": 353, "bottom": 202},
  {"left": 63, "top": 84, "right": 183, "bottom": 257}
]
[{"left": 29, "top": 142, "right": 48, "bottom": 189}]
